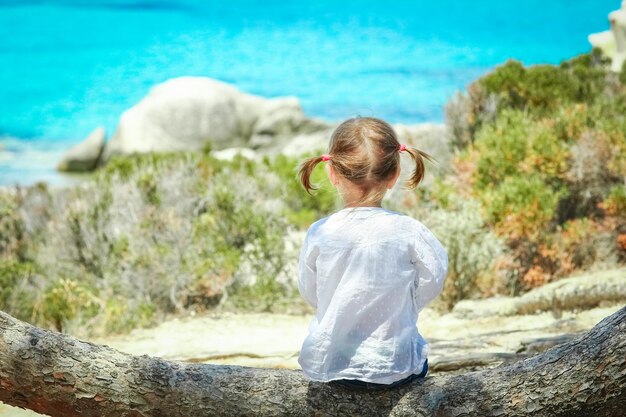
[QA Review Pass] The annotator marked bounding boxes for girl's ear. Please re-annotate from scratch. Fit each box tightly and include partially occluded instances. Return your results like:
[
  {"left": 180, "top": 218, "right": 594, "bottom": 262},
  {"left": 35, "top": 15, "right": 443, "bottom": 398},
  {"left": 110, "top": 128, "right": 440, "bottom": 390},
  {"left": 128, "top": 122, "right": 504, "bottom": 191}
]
[{"left": 386, "top": 167, "right": 400, "bottom": 189}]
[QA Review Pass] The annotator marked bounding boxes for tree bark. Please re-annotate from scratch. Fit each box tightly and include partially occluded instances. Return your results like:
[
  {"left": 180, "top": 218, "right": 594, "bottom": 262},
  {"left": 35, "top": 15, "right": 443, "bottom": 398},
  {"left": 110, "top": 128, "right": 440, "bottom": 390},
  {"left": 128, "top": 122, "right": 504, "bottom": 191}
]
[{"left": 1, "top": 307, "right": 625, "bottom": 417}]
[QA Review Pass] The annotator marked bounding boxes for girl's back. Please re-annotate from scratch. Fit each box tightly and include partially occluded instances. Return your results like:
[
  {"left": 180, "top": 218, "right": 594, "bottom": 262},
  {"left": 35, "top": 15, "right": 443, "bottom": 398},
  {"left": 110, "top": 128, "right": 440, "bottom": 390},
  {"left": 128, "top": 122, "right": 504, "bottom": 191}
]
[{"left": 298, "top": 206, "right": 447, "bottom": 385}]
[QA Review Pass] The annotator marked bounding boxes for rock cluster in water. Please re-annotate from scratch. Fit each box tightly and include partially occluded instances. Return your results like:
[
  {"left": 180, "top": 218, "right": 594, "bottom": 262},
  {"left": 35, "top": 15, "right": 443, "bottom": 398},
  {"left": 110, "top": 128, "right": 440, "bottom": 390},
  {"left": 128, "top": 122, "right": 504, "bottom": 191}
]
[
  {"left": 57, "top": 77, "right": 332, "bottom": 172},
  {"left": 58, "top": 77, "right": 448, "bottom": 172}
]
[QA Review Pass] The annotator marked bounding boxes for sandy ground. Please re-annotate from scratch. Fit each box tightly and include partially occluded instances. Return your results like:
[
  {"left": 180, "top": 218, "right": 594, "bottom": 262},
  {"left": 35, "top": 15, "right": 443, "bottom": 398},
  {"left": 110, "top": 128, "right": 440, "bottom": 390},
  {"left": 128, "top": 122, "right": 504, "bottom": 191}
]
[{"left": 90, "top": 304, "right": 622, "bottom": 369}]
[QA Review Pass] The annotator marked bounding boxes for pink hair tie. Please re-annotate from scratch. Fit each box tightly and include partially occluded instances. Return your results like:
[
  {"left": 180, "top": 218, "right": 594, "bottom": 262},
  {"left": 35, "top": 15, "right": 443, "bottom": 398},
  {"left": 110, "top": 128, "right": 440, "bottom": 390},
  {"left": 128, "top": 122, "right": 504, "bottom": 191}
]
[
  {"left": 399, "top": 144, "right": 407, "bottom": 152},
  {"left": 321, "top": 154, "right": 332, "bottom": 161}
]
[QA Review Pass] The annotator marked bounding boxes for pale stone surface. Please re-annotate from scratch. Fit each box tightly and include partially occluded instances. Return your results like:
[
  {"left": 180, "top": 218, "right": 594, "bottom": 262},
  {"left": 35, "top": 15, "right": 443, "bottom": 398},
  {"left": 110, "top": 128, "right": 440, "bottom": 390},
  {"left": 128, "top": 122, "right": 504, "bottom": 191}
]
[
  {"left": 248, "top": 97, "right": 329, "bottom": 150},
  {"left": 279, "top": 129, "right": 333, "bottom": 157},
  {"left": 100, "top": 77, "right": 329, "bottom": 162},
  {"left": 588, "top": 0, "right": 626, "bottom": 71},
  {"left": 610, "top": 2, "right": 626, "bottom": 71},
  {"left": 90, "top": 311, "right": 311, "bottom": 367},
  {"left": 0, "top": 404, "right": 37, "bottom": 416},
  {"left": 453, "top": 268, "right": 626, "bottom": 318},
  {"left": 589, "top": 31, "right": 616, "bottom": 57},
  {"left": 56, "top": 127, "right": 106, "bottom": 172}
]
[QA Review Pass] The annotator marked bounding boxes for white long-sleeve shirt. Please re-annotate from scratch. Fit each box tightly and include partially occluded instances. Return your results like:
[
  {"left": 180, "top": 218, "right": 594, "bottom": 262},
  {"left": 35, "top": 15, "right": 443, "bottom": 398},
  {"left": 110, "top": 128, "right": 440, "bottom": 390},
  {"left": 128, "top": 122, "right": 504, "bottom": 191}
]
[{"left": 297, "top": 206, "right": 448, "bottom": 384}]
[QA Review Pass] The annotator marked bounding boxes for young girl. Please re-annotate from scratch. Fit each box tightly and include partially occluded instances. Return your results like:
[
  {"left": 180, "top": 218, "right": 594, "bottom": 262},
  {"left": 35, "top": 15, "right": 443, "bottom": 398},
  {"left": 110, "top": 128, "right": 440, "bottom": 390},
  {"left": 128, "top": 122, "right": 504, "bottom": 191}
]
[{"left": 296, "top": 116, "right": 448, "bottom": 390}]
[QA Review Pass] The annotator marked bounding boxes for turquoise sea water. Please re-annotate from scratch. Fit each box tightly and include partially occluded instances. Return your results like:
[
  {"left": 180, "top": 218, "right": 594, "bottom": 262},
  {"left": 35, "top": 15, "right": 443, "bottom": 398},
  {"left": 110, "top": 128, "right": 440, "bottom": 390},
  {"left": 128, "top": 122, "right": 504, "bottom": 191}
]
[{"left": 0, "top": 0, "right": 617, "bottom": 185}]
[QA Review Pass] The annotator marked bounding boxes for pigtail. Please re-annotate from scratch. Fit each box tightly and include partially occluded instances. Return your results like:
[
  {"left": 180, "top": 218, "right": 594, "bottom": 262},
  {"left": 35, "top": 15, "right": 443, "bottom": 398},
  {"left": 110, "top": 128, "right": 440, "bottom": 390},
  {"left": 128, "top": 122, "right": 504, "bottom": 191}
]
[
  {"left": 298, "top": 155, "right": 325, "bottom": 194},
  {"left": 403, "top": 146, "right": 434, "bottom": 189}
]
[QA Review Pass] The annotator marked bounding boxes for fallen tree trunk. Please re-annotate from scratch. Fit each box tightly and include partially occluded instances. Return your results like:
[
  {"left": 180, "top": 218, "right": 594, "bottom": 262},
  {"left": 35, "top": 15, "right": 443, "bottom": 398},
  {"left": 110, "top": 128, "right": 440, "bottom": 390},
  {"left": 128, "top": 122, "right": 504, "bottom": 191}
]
[{"left": 1, "top": 307, "right": 625, "bottom": 417}]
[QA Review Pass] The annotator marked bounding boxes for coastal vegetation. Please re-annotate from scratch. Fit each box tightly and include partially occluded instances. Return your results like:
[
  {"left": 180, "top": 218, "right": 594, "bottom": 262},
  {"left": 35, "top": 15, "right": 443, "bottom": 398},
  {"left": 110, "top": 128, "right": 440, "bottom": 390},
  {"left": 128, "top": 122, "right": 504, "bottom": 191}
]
[
  {"left": 1, "top": 51, "right": 625, "bottom": 337},
  {"left": 0, "top": 152, "right": 337, "bottom": 337},
  {"left": 445, "top": 49, "right": 626, "bottom": 292}
]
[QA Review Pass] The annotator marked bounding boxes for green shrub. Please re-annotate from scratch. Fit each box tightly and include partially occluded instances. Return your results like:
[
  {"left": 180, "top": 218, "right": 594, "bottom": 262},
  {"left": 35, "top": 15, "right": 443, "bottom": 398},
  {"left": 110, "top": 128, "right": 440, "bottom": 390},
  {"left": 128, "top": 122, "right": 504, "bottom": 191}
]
[
  {"left": 429, "top": 177, "right": 457, "bottom": 210},
  {"left": 263, "top": 154, "right": 339, "bottom": 228},
  {"left": 479, "top": 61, "right": 578, "bottom": 114},
  {"left": 447, "top": 51, "right": 613, "bottom": 149},
  {"left": 0, "top": 192, "right": 28, "bottom": 261},
  {"left": 525, "top": 121, "right": 570, "bottom": 180},
  {"left": 420, "top": 198, "right": 504, "bottom": 309},
  {"left": 136, "top": 172, "right": 161, "bottom": 206},
  {"left": 98, "top": 152, "right": 193, "bottom": 182},
  {"left": 473, "top": 110, "right": 533, "bottom": 189},
  {"left": 482, "top": 174, "right": 566, "bottom": 239},
  {"left": 467, "top": 107, "right": 571, "bottom": 238},
  {"left": 102, "top": 296, "right": 156, "bottom": 335},
  {"left": 560, "top": 50, "right": 614, "bottom": 101},
  {"left": 39, "top": 278, "right": 99, "bottom": 332},
  {"left": 0, "top": 149, "right": 320, "bottom": 336},
  {"left": 473, "top": 111, "right": 571, "bottom": 192},
  {"left": 0, "top": 259, "right": 37, "bottom": 319},
  {"left": 479, "top": 51, "right": 609, "bottom": 116},
  {"left": 226, "top": 273, "right": 289, "bottom": 313},
  {"left": 603, "top": 185, "right": 626, "bottom": 218},
  {"left": 558, "top": 218, "right": 599, "bottom": 270}
]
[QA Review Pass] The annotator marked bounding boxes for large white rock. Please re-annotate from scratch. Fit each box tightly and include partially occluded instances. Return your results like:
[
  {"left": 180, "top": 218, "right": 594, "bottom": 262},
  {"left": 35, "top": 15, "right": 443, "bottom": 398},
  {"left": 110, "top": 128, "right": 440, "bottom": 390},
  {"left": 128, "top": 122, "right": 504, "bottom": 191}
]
[
  {"left": 588, "top": 0, "right": 626, "bottom": 71},
  {"left": 57, "top": 126, "right": 106, "bottom": 172},
  {"left": 100, "top": 77, "right": 329, "bottom": 162}
]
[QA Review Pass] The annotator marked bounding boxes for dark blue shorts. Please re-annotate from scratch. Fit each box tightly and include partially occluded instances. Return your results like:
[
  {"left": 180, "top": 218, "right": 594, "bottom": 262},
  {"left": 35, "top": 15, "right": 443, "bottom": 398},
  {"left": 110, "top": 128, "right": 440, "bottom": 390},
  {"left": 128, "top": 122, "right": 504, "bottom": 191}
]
[{"left": 329, "top": 359, "right": 429, "bottom": 390}]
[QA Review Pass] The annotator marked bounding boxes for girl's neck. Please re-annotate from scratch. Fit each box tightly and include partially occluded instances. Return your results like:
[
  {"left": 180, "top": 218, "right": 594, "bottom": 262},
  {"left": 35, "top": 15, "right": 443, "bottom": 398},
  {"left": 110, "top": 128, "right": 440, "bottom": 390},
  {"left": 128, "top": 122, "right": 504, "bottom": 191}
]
[
  {"left": 335, "top": 174, "right": 387, "bottom": 208},
  {"left": 344, "top": 202, "right": 383, "bottom": 208},
  {"left": 342, "top": 194, "right": 384, "bottom": 208}
]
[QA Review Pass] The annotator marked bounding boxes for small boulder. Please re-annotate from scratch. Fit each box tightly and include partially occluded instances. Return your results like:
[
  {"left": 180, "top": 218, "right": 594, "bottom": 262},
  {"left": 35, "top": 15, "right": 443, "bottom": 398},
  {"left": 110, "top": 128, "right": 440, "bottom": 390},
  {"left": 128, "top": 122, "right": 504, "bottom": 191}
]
[{"left": 57, "top": 127, "right": 106, "bottom": 172}]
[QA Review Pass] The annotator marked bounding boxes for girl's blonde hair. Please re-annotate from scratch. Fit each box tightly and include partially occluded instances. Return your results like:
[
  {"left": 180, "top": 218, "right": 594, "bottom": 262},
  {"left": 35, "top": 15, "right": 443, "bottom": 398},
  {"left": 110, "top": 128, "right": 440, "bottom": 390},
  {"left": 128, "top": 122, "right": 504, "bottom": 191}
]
[{"left": 298, "top": 116, "right": 432, "bottom": 204}]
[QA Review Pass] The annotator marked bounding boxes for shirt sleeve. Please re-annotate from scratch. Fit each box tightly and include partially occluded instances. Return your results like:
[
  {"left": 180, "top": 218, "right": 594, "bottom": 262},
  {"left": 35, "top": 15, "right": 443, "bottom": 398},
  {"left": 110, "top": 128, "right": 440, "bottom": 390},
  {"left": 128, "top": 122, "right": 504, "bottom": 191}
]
[
  {"left": 412, "top": 226, "right": 448, "bottom": 312},
  {"left": 297, "top": 231, "right": 318, "bottom": 308}
]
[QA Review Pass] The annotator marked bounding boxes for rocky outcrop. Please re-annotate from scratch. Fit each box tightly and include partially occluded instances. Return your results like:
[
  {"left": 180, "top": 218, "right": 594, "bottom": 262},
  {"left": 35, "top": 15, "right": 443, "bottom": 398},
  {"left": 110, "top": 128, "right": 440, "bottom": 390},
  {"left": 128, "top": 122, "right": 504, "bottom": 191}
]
[
  {"left": 588, "top": 1, "right": 626, "bottom": 71},
  {"left": 56, "top": 127, "right": 106, "bottom": 172},
  {"left": 57, "top": 77, "right": 449, "bottom": 171},
  {"left": 100, "top": 77, "right": 329, "bottom": 163},
  {"left": 452, "top": 267, "right": 626, "bottom": 318}
]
